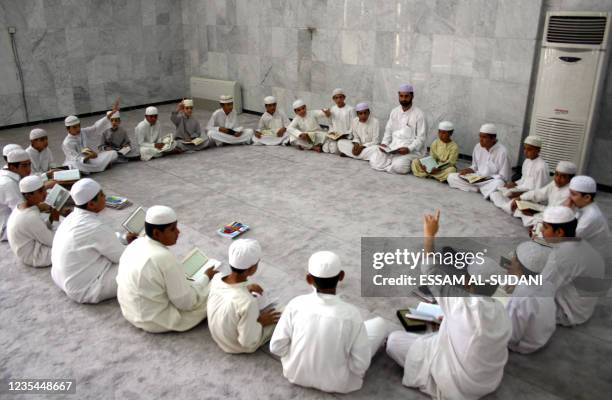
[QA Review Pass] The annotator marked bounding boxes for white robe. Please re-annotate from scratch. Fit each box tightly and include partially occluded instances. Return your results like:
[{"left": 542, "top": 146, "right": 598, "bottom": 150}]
[
  {"left": 323, "top": 104, "right": 356, "bottom": 154},
  {"left": 62, "top": 134, "right": 118, "bottom": 173},
  {"left": 575, "top": 202, "right": 612, "bottom": 270},
  {"left": 506, "top": 281, "right": 556, "bottom": 354},
  {"left": 491, "top": 157, "right": 550, "bottom": 213},
  {"left": 338, "top": 116, "right": 380, "bottom": 160},
  {"left": 206, "top": 108, "right": 253, "bottom": 145},
  {"left": 135, "top": 119, "right": 175, "bottom": 161},
  {"left": 26, "top": 146, "right": 55, "bottom": 180},
  {"left": 7, "top": 205, "right": 54, "bottom": 267},
  {"left": 51, "top": 208, "right": 125, "bottom": 303},
  {"left": 541, "top": 239, "right": 605, "bottom": 326},
  {"left": 514, "top": 182, "right": 570, "bottom": 227},
  {"left": 269, "top": 291, "right": 391, "bottom": 394},
  {"left": 207, "top": 276, "right": 272, "bottom": 353},
  {"left": 286, "top": 110, "right": 328, "bottom": 150},
  {"left": 116, "top": 236, "right": 210, "bottom": 333},
  {"left": 253, "top": 110, "right": 290, "bottom": 146},
  {"left": 0, "top": 170, "right": 22, "bottom": 241},
  {"left": 79, "top": 115, "right": 112, "bottom": 150},
  {"left": 447, "top": 142, "right": 512, "bottom": 198}
]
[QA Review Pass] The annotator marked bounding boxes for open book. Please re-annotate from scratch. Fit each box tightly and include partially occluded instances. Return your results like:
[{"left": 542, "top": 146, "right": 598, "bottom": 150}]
[
  {"left": 53, "top": 169, "right": 80, "bottom": 182},
  {"left": 45, "top": 184, "right": 71, "bottom": 210},
  {"left": 181, "top": 248, "right": 223, "bottom": 282},
  {"left": 327, "top": 131, "right": 349, "bottom": 141},
  {"left": 497, "top": 186, "right": 528, "bottom": 197},
  {"left": 515, "top": 200, "right": 546, "bottom": 213},
  {"left": 81, "top": 147, "right": 96, "bottom": 156},
  {"left": 405, "top": 302, "right": 443, "bottom": 323},
  {"left": 122, "top": 206, "right": 146, "bottom": 235},
  {"left": 118, "top": 146, "right": 132, "bottom": 156},
  {"left": 160, "top": 134, "right": 175, "bottom": 152},
  {"left": 251, "top": 291, "right": 279, "bottom": 311},
  {"left": 181, "top": 137, "right": 205, "bottom": 146},
  {"left": 259, "top": 129, "right": 276, "bottom": 137},
  {"left": 460, "top": 173, "right": 492, "bottom": 184},
  {"left": 419, "top": 156, "right": 449, "bottom": 173}
]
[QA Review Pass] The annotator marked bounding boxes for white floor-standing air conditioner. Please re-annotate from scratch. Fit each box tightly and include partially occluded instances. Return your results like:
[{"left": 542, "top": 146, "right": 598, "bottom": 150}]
[{"left": 530, "top": 11, "right": 611, "bottom": 174}]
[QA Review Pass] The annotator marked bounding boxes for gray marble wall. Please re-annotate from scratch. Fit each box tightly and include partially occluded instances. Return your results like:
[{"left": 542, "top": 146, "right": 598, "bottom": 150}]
[{"left": 0, "top": 0, "right": 187, "bottom": 126}]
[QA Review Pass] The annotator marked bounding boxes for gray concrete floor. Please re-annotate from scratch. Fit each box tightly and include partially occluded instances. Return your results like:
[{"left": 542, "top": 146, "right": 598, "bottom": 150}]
[{"left": 1, "top": 105, "right": 611, "bottom": 399}]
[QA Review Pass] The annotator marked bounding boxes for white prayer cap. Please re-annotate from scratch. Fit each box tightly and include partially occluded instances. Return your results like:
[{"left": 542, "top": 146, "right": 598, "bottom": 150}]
[
  {"left": 145, "top": 106, "right": 158, "bottom": 116},
  {"left": 3, "top": 144, "right": 23, "bottom": 157},
  {"left": 292, "top": 99, "right": 305, "bottom": 110},
  {"left": 438, "top": 121, "right": 454, "bottom": 131},
  {"left": 70, "top": 178, "right": 101, "bottom": 206},
  {"left": 29, "top": 128, "right": 48, "bottom": 140},
  {"left": 229, "top": 239, "right": 262, "bottom": 270},
  {"left": 543, "top": 206, "right": 575, "bottom": 224},
  {"left": 19, "top": 175, "right": 44, "bottom": 193},
  {"left": 467, "top": 256, "right": 502, "bottom": 282},
  {"left": 569, "top": 175, "right": 596, "bottom": 193},
  {"left": 355, "top": 102, "right": 369, "bottom": 112},
  {"left": 479, "top": 123, "right": 497, "bottom": 135},
  {"left": 332, "top": 88, "right": 344, "bottom": 96},
  {"left": 219, "top": 95, "right": 233, "bottom": 104},
  {"left": 64, "top": 115, "right": 80, "bottom": 127},
  {"left": 107, "top": 110, "right": 120, "bottom": 119},
  {"left": 398, "top": 83, "right": 414, "bottom": 93},
  {"left": 524, "top": 135, "right": 542, "bottom": 148},
  {"left": 183, "top": 99, "right": 194, "bottom": 107},
  {"left": 308, "top": 251, "right": 341, "bottom": 278},
  {"left": 516, "top": 241, "right": 551, "bottom": 274},
  {"left": 556, "top": 161, "right": 577, "bottom": 175},
  {"left": 145, "top": 205, "right": 177, "bottom": 225},
  {"left": 6, "top": 149, "right": 30, "bottom": 163},
  {"left": 264, "top": 96, "right": 276, "bottom": 105}
]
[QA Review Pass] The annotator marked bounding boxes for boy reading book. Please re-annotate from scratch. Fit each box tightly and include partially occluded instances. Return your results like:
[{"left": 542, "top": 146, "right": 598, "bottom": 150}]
[
  {"left": 321, "top": 88, "right": 355, "bottom": 154},
  {"left": 411, "top": 121, "right": 459, "bottom": 182}
]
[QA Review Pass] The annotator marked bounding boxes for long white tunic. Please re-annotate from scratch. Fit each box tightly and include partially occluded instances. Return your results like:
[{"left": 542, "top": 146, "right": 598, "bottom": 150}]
[
  {"left": 26, "top": 146, "right": 55, "bottom": 179},
  {"left": 541, "top": 239, "right": 605, "bottom": 326},
  {"left": 514, "top": 182, "right": 571, "bottom": 226},
  {"left": 206, "top": 108, "right": 253, "bottom": 145},
  {"left": 328, "top": 104, "right": 356, "bottom": 136},
  {"left": 575, "top": 202, "right": 612, "bottom": 266},
  {"left": 286, "top": 110, "right": 328, "bottom": 148},
  {"left": 269, "top": 291, "right": 371, "bottom": 394},
  {"left": 254, "top": 110, "right": 290, "bottom": 146},
  {"left": 62, "top": 134, "right": 117, "bottom": 173},
  {"left": 514, "top": 157, "right": 550, "bottom": 191},
  {"left": 338, "top": 116, "right": 381, "bottom": 160},
  {"left": 0, "top": 170, "right": 22, "bottom": 241},
  {"left": 469, "top": 142, "right": 512, "bottom": 181},
  {"left": 79, "top": 116, "right": 112, "bottom": 150},
  {"left": 135, "top": 119, "right": 174, "bottom": 161},
  {"left": 7, "top": 205, "right": 54, "bottom": 267},
  {"left": 207, "top": 276, "right": 271, "bottom": 353},
  {"left": 506, "top": 282, "right": 556, "bottom": 354},
  {"left": 116, "top": 236, "right": 210, "bottom": 333},
  {"left": 51, "top": 208, "right": 125, "bottom": 303},
  {"left": 381, "top": 105, "right": 427, "bottom": 151}
]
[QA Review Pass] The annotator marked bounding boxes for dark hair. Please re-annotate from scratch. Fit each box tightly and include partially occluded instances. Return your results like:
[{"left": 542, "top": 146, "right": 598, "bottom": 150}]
[
  {"left": 548, "top": 219, "right": 578, "bottom": 237},
  {"left": 75, "top": 190, "right": 103, "bottom": 210},
  {"left": 575, "top": 190, "right": 596, "bottom": 201},
  {"left": 145, "top": 221, "right": 173, "bottom": 238},
  {"left": 312, "top": 274, "right": 341, "bottom": 290},
  {"left": 7, "top": 162, "right": 21, "bottom": 169}
]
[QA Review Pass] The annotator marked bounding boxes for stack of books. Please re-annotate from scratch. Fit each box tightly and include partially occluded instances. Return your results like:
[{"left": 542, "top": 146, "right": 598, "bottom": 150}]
[{"left": 105, "top": 195, "right": 131, "bottom": 210}]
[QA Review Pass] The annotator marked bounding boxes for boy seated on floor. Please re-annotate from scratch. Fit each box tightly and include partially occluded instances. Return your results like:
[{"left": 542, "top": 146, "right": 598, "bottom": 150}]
[
  {"left": 26, "top": 128, "right": 61, "bottom": 186},
  {"left": 269, "top": 251, "right": 391, "bottom": 394},
  {"left": 99, "top": 111, "right": 139, "bottom": 161},
  {"left": 207, "top": 239, "right": 281, "bottom": 353}
]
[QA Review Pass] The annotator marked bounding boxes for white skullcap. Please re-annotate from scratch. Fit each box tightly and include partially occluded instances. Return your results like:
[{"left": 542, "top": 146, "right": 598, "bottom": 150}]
[
  {"left": 543, "top": 206, "right": 575, "bottom": 224},
  {"left": 219, "top": 95, "right": 233, "bottom": 104},
  {"left": 524, "top": 135, "right": 542, "bottom": 148},
  {"left": 229, "top": 238, "right": 262, "bottom": 270},
  {"left": 308, "top": 251, "right": 341, "bottom": 278},
  {"left": 556, "top": 161, "right": 577, "bottom": 175},
  {"left": 480, "top": 123, "right": 497, "bottom": 135},
  {"left": 145, "top": 106, "right": 158, "bottom": 116},
  {"left": 70, "top": 178, "right": 101, "bottom": 206},
  {"left": 398, "top": 83, "right": 414, "bottom": 93},
  {"left": 107, "top": 110, "right": 120, "bottom": 119},
  {"left": 64, "top": 115, "right": 80, "bottom": 127},
  {"left": 516, "top": 241, "right": 551, "bottom": 274},
  {"left": 29, "top": 128, "right": 48, "bottom": 140},
  {"left": 145, "top": 205, "right": 177, "bottom": 225},
  {"left": 183, "top": 99, "right": 194, "bottom": 107},
  {"left": 264, "top": 96, "right": 276, "bottom": 105},
  {"left": 332, "top": 88, "right": 344, "bottom": 96},
  {"left": 355, "top": 102, "right": 369, "bottom": 112},
  {"left": 569, "top": 175, "right": 596, "bottom": 193},
  {"left": 7, "top": 149, "right": 30, "bottom": 163},
  {"left": 292, "top": 99, "right": 305, "bottom": 110},
  {"left": 467, "top": 256, "right": 502, "bottom": 282},
  {"left": 3, "top": 144, "right": 23, "bottom": 157},
  {"left": 19, "top": 175, "right": 44, "bottom": 193},
  {"left": 438, "top": 121, "right": 454, "bottom": 131}
]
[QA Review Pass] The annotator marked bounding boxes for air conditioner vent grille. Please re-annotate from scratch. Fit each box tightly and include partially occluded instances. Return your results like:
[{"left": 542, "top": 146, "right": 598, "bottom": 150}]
[
  {"left": 534, "top": 117, "right": 586, "bottom": 171},
  {"left": 547, "top": 16, "right": 607, "bottom": 45}
]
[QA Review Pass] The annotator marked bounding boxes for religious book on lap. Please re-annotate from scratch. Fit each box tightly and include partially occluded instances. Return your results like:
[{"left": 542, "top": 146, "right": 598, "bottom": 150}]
[
  {"left": 81, "top": 147, "right": 95, "bottom": 156},
  {"left": 160, "top": 134, "right": 175, "bottom": 152},
  {"left": 251, "top": 291, "right": 279, "bottom": 311},
  {"left": 327, "top": 131, "right": 349, "bottom": 141},
  {"left": 497, "top": 187, "right": 528, "bottom": 197},
  {"left": 515, "top": 200, "right": 546, "bottom": 213},
  {"left": 181, "top": 248, "right": 222, "bottom": 282},
  {"left": 259, "top": 129, "right": 275, "bottom": 137},
  {"left": 45, "top": 184, "right": 71, "bottom": 211},
  {"left": 460, "top": 173, "right": 492, "bottom": 184},
  {"left": 405, "top": 302, "right": 443, "bottom": 323},
  {"left": 53, "top": 169, "right": 80, "bottom": 182},
  {"left": 181, "top": 137, "right": 205, "bottom": 146},
  {"left": 122, "top": 206, "right": 146, "bottom": 235},
  {"left": 396, "top": 309, "right": 428, "bottom": 332},
  {"left": 419, "top": 156, "right": 449, "bottom": 174},
  {"left": 118, "top": 146, "right": 131, "bottom": 156}
]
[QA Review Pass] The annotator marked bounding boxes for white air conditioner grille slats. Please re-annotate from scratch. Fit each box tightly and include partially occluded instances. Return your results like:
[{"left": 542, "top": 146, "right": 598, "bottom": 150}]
[
  {"left": 534, "top": 117, "right": 586, "bottom": 170},
  {"left": 547, "top": 16, "right": 607, "bottom": 44}
]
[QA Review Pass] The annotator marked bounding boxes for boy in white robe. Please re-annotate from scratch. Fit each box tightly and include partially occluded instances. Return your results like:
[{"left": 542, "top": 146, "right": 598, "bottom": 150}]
[
  {"left": 447, "top": 123, "right": 511, "bottom": 198},
  {"left": 207, "top": 239, "right": 281, "bottom": 353},
  {"left": 491, "top": 135, "right": 549, "bottom": 213},
  {"left": 337, "top": 102, "right": 380, "bottom": 160},
  {"left": 511, "top": 161, "right": 575, "bottom": 228},
  {"left": 207, "top": 95, "right": 254, "bottom": 146},
  {"left": 369, "top": 83, "right": 427, "bottom": 174},
  {"left": 539, "top": 206, "right": 605, "bottom": 326},
  {"left": 51, "top": 178, "right": 136, "bottom": 304},
  {"left": 321, "top": 88, "right": 356, "bottom": 154},
  {"left": 26, "top": 128, "right": 60, "bottom": 183},
  {"left": 386, "top": 210, "right": 512, "bottom": 400},
  {"left": 270, "top": 251, "right": 391, "bottom": 394},
  {"left": 7, "top": 176, "right": 58, "bottom": 267},
  {"left": 1, "top": 150, "right": 31, "bottom": 241},
  {"left": 286, "top": 99, "right": 328, "bottom": 151},
  {"left": 506, "top": 241, "right": 556, "bottom": 354},
  {"left": 171, "top": 99, "right": 210, "bottom": 151},
  {"left": 135, "top": 106, "right": 177, "bottom": 161},
  {"left": 117, "top": 206, "right": 215, "bottom": 332},
  {"left": 253, "top": 96, "right": 290, "bottom": 146}
]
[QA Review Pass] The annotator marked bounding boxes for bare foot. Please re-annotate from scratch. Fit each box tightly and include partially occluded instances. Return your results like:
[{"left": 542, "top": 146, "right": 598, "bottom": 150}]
[{"left": 312, "top": 144, "right": 322, "bottom": 153}]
